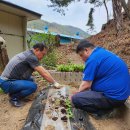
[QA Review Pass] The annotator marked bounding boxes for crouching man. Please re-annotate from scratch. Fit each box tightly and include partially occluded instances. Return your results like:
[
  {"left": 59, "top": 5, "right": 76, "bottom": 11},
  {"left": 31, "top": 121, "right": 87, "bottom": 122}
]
[
  {"left": 71, "top": 40, "right": 130, "bottom": 118},
  {"left": 0, "top": 43, "right": 61, "bottom": 107}
]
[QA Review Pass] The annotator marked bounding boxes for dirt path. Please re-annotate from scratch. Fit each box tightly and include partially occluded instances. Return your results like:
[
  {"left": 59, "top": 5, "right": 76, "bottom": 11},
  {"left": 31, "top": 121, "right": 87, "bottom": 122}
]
[
  {"left": 0, "top": 74, "right": 129, "bottom": 130},
  {"left": 0, "top": 93, "right": 32, "bottom": 130},
  {"left": 0, "top": 86, "right": 130, "bottom": 130},
  {"left": 0, "top": 76, "right": 47, "bottom": 130},
  {"left": 89, "top": 116, "right": 130, "bottom": 130}
]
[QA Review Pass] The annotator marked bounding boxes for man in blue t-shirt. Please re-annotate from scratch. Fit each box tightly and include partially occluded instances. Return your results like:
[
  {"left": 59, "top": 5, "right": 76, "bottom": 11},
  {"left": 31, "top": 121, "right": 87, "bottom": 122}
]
[{"left": 72, "top": 40, "right": 130, "bottom": 117}]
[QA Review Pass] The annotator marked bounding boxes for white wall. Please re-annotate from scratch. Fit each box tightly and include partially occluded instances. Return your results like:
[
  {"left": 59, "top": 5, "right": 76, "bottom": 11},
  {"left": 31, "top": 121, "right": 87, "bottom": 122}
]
[{"left": 0, "top": 10, "right": 27, "bottom": 59}]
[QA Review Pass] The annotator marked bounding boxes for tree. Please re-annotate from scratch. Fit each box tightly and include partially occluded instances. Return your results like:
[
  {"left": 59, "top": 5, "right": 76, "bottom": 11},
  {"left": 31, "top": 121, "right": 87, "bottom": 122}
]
[
  {"left": 112, "top": 0, "right": 123, "bottom": 31},
  {"left": 104, "top": 0, "right": 109, "bottom": 22},
  {"left": 119, "top": 0, "right": 130, "bottom": 19},
  {"left": 49, "top": 0, "right": 130, "bottom": 32},
  {"left": 28, "top": 33, "right": 58, "bottom": 67},
  {"left": 48, "top": 0, "right": 74, "bottom": 15},
  {"left": 49, "top": 0, "right": 110, "bottom": 31},
  {"left": 112, "top": 0, "right": 130, "bottom": 32}
]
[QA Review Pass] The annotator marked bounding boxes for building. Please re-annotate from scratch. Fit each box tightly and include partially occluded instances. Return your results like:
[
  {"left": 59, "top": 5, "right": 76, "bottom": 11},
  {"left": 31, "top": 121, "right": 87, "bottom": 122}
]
[
  {"left": 0, "top": 1, "right": 42, "bottom": 59},
  {"left": 27, "top": 28, "right": 83, "bottom": 45}
]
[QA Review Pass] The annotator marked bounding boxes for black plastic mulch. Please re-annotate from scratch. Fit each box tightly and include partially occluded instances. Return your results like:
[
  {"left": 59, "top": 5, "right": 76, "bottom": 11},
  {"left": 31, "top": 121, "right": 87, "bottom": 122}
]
[
  {"left": 21, "top": 87, "right": 49, "bottom": 130},
  {"left": 22, "top": 86, "right": 95, "bottom": 130}
]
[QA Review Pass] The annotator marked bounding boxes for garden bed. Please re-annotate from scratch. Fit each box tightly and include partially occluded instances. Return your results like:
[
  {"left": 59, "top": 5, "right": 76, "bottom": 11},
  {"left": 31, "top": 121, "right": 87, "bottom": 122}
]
[{"left": 22, "top": 85, "right": 95, "bottom": 130}]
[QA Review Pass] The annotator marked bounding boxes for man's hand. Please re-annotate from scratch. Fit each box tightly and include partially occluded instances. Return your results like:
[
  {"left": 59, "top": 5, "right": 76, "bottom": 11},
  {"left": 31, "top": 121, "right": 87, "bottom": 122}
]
[
  {"left": 78, "top": 81, "right": 92, "bottom": 92},
  {"left": 72, "top": 90, "right": 79, "bottom": 95},
  {"left": 53, "top": 82, "right": 62, "bottom": 89},
  {"left": 34, "top": 66, "right": 55, "bottom": 83}
]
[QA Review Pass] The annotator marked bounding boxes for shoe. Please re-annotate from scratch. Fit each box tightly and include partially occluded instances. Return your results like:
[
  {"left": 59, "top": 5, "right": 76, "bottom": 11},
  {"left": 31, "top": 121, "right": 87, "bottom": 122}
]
[
  {"left": 21, "top": 97, "right": 32, "bottom": 102},
  {"left": 88, "top": 112, "right": 101, "bottom": 120},
  {"left": 9, "top": 98, "right": 24, "bottom": 107}
]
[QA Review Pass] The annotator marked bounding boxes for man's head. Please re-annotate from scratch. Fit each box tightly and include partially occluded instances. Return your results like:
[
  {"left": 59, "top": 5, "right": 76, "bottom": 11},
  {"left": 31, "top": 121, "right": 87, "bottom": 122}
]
[
  {"left": 33, "top": 43, "right": 47, "bottom": 60},
  {"left": 76, "top": 40, "right": 95, "bottom": 62}
]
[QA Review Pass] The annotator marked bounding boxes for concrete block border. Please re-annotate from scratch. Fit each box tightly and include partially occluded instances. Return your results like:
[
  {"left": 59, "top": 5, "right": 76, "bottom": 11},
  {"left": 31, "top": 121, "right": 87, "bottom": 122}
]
[{"left": 49, "top": 70, "right": 82, "bottom": 85}]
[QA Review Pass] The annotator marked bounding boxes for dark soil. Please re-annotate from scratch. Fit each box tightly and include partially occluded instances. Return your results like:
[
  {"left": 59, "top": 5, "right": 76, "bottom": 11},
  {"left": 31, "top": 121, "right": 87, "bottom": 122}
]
[
  {"left": 52, "top": 117, "right": 58, "bottom": 121},
  {"left": 61, "top": 116, "right": 68, "bottom": 122},
  {"left": 60, "top": 100, "right": 66, "bottom": 108},
  {"left": 55, "top": 107, "right": 59, "bottom": 109},
  {"left": 61, "top": 108, "right": 67, "bottom": 114}
]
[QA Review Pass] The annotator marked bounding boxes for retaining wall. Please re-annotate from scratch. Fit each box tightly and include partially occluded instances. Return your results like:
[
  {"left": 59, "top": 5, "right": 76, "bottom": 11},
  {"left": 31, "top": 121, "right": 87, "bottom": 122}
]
[{"left": 49, "top": 70, "right": 82, "bottom": 86}]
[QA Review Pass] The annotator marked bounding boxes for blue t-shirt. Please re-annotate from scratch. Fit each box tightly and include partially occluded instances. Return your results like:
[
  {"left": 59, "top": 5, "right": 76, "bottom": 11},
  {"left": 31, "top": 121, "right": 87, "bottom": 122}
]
[{"left": 83, "top": 47, "right": 130, "bottom": 100}]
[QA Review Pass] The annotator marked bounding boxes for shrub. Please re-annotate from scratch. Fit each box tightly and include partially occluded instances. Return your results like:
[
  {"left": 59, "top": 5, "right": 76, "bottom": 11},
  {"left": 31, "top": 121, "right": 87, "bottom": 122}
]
[
  {"left": 41, "top": 49, "right": 57, "bottom": 67},
  {"left": 27, "top": 33, "right": 58, "bottom": 67}
]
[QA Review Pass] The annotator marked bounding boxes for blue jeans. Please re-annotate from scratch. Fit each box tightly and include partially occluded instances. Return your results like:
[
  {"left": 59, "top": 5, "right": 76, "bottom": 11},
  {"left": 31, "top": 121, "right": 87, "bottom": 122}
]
[
  {"left": 72, "top": 90, "right": 126, "bottom": 115},
  {"left": 0, "top": 77, "right": 37, "bottom": 99}
]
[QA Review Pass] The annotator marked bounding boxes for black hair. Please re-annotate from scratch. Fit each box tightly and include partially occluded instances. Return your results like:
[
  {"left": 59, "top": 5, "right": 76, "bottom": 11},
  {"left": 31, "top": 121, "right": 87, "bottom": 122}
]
[
  {"left": 33, "top": 43, "right": 47, "bottom": 51},
  {"left": 76, "top": 40, "right": 95, "bottom": 53}
]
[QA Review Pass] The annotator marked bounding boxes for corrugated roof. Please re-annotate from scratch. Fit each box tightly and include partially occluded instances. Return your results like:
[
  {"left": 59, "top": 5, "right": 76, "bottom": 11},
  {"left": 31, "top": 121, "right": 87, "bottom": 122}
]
[{"left": 27, "top": 28, "right": 83, "bottom": 40}]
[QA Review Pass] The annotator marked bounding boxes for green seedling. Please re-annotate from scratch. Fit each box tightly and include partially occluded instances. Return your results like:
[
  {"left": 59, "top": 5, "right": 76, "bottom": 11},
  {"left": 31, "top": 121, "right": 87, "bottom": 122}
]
[
  {"left": 0, "top": 88, "right": 4, "bottom": 93},
  {"left": 57, "top": 64, "right": 84, "bottom": 72},
  {"left": 65, "top": 98, "right": 73, "bottom": 118}
]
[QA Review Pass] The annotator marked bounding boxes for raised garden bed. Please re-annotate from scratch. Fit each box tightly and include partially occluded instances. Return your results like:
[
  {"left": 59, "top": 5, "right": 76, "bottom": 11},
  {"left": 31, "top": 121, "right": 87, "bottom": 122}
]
[
  {"left": 22, "top": 85, "right": 95, "bottom": 130},
  {"left": 49, "top": 70, "right": 82, "bottom": 86}
]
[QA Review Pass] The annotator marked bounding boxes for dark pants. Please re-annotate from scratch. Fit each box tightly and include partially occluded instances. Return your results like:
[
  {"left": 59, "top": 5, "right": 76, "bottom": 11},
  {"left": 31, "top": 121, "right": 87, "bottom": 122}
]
[
  {"left": 72, "top": 90, "right": 126, "bottom": 115},
  {"left": 0, "top": 77, "right": 37, "bottom": 99}
]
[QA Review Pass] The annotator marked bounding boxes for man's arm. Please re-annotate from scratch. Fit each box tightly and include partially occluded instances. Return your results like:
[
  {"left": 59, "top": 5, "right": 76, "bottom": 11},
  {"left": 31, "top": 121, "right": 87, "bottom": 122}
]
[
  {"left": 78, "top": 81, "right": 92, "bottom": 92},
  {"left": 34, "top": 66, "right": 55, "bottom": 83}
]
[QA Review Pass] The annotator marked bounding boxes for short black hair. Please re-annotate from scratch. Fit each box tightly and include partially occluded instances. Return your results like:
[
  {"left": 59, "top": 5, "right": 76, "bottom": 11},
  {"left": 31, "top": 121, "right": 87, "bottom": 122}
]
[
  {"left": 33, "top": 43, "right": 47, "bottom": 51},
  {"left": 76, "top": 40, "right": 95, "bottom": 53}
]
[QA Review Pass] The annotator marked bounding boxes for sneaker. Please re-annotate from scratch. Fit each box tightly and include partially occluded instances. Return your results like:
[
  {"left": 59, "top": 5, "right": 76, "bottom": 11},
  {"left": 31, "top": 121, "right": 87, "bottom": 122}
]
[
  {"left": 21, "top": 97, "right": 32, "bottom": 102},
  {"left": 9, "top": 98, "right": 24, "bottom": 107},
  {"left": 88, "top": 112, "right": 101, "bottom": 120}
]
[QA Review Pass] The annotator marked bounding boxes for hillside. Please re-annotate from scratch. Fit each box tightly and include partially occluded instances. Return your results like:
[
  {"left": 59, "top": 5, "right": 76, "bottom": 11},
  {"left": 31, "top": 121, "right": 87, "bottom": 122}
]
[
  {"left": 27, "top": 20, "right": 89, "bottom": 38},
  {"left": 87, "top": 14, "right": 130, "bottom": 69}
]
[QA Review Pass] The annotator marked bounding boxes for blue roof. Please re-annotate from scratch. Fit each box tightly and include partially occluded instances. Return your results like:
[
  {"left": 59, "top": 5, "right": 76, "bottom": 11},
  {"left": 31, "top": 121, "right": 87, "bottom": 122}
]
[{"left": 27, "top": 28, "right": 83, "bottom": 40}]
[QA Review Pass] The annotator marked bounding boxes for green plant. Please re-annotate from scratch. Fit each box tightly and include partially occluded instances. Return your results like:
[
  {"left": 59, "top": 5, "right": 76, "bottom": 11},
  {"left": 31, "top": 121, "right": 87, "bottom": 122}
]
[
  {"left": 41, "top": 49, "right": 58, "bottom": 67},
  {"left": 57, "top": 64, "right": 84, "bottom": 72},
  {"left": 28, "top": 32, "right": 58, "bottom": 67},
  {"left": 0, "top": 88, "right": 4, "bottom": 93},
  {"left": 29, "top": 32, "right": 56, "bottom": 51},
  {"left": 65, "top": 98, "right": 73, "bottom": 118}
]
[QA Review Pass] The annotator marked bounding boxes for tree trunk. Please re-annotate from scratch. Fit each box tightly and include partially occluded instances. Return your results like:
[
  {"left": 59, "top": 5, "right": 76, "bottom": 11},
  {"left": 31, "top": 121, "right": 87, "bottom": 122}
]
[
  {"left": 120, "top": 0, "right": 130, "bottom": 19},
  {"left": 103, "top": 0, "right": 109, "bottom": 22},
  {"left": 112, "top": 0, "right": 123, "bottom": 32},
  {"left": 0, "top": 43, "right": 9, "bottom": 73},
  {"left": 128, "top": 0, "right": 130, "bottom": 8}
]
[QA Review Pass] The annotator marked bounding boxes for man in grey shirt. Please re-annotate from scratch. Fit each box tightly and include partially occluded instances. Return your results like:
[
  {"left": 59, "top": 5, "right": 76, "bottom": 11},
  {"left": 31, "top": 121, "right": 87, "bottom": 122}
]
[{"left": 0, "top": 43, "right": 61, "bottom": 107}]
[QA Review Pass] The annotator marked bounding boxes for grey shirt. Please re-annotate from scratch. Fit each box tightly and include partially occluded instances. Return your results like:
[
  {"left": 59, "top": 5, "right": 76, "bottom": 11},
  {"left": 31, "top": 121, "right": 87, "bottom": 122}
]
[{"left": 1, "top": 50, "right": 40, "bottom": 80}]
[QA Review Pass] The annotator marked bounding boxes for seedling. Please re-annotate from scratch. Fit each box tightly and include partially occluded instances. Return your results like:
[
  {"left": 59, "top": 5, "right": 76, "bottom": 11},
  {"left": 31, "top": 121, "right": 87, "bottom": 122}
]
[
  {"left": 0, "top": 88, "right": 3, "bottom": 93},
  {"left": 65, "top": 98, "right": 73, "bottom": 118},
  {"left": 57, "top": 64, "right": 84, "bottom": 72}
]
